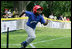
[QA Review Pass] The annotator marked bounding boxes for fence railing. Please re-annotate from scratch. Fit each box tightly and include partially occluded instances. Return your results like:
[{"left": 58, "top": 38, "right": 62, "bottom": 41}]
[{"left": 1, "top": 17, "right": 71, "bottom": 33}]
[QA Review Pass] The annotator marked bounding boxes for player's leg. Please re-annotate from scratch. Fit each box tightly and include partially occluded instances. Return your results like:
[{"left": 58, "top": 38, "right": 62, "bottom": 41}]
[
  {"left": 26, "top": 28, "right": 36, "bottom": 44},
  {"left": 21, "top": 24, "right": 36, "bottom": 48}
]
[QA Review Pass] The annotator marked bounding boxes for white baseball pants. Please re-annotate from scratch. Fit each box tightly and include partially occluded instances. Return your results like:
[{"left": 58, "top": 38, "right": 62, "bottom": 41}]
[{"left": 24, "top": 24, "right": 36, "bottom": 44}]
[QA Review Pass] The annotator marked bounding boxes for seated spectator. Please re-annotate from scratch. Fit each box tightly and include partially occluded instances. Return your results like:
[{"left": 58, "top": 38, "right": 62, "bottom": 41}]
[
  {"left": 15, "top": 14, "right": 19, "bottom": 18},
  {"left": 66, "top": 17, "right": 70, "bottom": 21},
  {"left": 14, "top": 8, "right": 18, "bottom": 15},
  {"left": 13, "top": 10, "right": 16, "bottom": 15},
  {"left": 11, "top": 13, "right": 19, "bottom": 18},
  {"left": 7, "top": 9, "right": 11, "bottom": 14},
  {"left": 12, "top": 8, "right": 19, "bottom": 18},
  {"left": 2, "top": 13, "right": 6, "bottom": 18},
  {"left": 54, "top": 16, "right": 57, "bottom": 20},
  {"left": 3, "top": 13, "right": 9, "bottom": 18},
  {"left": 8, "top": 13, "right": 13, "bottom": 18},
  {"left": 49, "top": 13, "right": 54, "bottom": 19},
  {"left": 63, "top": 16, "right": 67, "bottom": 21},
  {"left": 4, "top": 8, "right": 8, "bottom": 14},
  {"left": 58, "top": 15, "right": 64, "bottom": 21},
  {"left": 7, "top": 9, "right": 13, "bottom": 18}
]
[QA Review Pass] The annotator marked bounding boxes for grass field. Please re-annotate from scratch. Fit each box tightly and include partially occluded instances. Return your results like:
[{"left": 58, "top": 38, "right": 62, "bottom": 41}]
[{"left": 1, "top": 27, "right": 71, "bottom": 48}]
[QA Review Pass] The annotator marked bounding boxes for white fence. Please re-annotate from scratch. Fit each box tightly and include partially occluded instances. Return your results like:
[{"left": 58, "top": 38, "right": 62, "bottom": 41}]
[
  {"left": 1, "top": 19, "right": 71, "bottom": 33},
  {"left": 37, "top": 20, "right": 71, "bottom": 29}
]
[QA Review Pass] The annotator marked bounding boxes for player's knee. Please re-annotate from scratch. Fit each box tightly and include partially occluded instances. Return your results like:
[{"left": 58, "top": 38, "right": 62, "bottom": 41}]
[{"left": 31, "top": 36, "right": 36, "bottom": 40}]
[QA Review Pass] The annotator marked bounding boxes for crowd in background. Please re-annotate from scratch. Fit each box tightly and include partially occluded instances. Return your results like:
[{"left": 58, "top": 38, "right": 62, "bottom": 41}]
[
  {"left": 1, "top": 8, "right": 71, "bottom": 21},
  {"left": 48, "top": 13, "right": 71, "bottom": 21},
  {"left": 1, "top": 8, "right": 19, "bottom": 18}
]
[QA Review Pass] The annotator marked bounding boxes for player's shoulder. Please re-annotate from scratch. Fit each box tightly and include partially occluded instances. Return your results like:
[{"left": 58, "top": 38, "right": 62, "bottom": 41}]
[
  {"left": 25, "top": 11, "right": 33, "bottom": 15},
  {"left": 39, "top": 14, "right": 43, "bottom": 18}
]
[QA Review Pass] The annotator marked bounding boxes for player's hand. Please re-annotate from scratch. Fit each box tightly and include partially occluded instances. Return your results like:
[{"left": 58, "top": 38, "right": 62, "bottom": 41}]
[{"left": 43, "top": 19, "right": 48, "bottom": 26}]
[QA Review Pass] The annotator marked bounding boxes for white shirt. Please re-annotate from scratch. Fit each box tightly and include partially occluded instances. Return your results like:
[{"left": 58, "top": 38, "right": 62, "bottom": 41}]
[{"left": 49, "top": 15, "right": 54, "bottom": 19}]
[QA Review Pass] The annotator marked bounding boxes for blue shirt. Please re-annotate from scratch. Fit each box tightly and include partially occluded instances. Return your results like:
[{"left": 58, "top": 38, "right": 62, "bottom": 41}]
[{"left": 25, "top": 11, "right": 45, "bottom": 29}]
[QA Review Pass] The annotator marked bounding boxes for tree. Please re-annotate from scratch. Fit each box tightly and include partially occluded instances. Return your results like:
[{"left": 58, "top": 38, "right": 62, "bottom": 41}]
[{"left": 1, "top": 1, "right": 71, "bottom": 18}]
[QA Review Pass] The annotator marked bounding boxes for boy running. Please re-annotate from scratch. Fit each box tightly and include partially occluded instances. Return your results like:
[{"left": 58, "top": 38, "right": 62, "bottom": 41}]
[{"left": 19, "top": 5, "right": 48, "bottom": 48}]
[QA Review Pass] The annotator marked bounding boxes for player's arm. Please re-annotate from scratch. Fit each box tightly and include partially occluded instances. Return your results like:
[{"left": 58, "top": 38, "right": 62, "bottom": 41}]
[
  {"left": 19, "top": 11, "right": 31, "bottom": 17},
  {"left": 40, "top": 16, "right": 48, "bottom": 26},
  {"left": 43, "top": 19, "right": 48, "bottom": 26},
  {"left": 19, "top": 12, "right": 25, "bottom": 17}
]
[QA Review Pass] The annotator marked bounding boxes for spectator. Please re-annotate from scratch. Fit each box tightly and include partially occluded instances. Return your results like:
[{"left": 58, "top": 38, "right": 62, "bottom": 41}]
[
  {"left": 49, "top": 13, "right": 54, "bottom": 19},
  {"left": 66, "top": 17, "right": 70, "bottom": 21},
  {"left": 2, "top": 13, "right": 6, "bottom": 18},
  {"left": 11, "top": 13, "right": 19, "bottom": 18},
  {"left": 11, "top": 14, "right": 15, "bottom": 18},
  {"left": 15, "top": 14, "right": 19, "bottom": 18},
  {"left": 8, "top": 13, "right": 13, "bottom": 18},
  {"left": 12, "top": 8, "right": 19, "bottom": 18},
  {"left": 7, "top": 9, "right": 11, "bottom": 14},
  {"left": 15, "top": 8, "right": 18, "bottom": 14},
  {"left": 4, "top": 8, "right": 8, "bottom": 14},
  {"left": 63, "top": 16, "right": 67, "bottom": 21},
  {"left": 2, "top": 8, "right": 19, "bottom": 18},
  {"left": 3, "top": 13, "right": 9, "bottom": 18},
  {"left": 58, "top": 15, "right": 64, "bottom": 21},
  {"left": 6, "top": 9, "right": 13, "bottom": 18},
  {"left": 54, "top": 16, "right": 57, "bottom": 20},
  {"left": 13, "top": 10, "right": 16, "bottom": 15}
]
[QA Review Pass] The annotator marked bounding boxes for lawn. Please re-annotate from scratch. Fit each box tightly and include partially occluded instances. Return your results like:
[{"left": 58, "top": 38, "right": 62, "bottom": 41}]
[{"left": 1, "top": 27, "right": 71, "bottom": 48}]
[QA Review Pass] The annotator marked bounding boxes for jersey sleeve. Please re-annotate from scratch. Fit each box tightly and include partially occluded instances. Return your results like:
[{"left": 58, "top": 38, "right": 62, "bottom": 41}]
[{"left": 40, "top": 16, "right": 46, "bottom": 24}]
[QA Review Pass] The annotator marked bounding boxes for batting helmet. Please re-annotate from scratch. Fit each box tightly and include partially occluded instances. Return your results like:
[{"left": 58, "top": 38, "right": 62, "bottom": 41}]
[{"left": 33, "top": 5, "right": 43, "bottom": 14}]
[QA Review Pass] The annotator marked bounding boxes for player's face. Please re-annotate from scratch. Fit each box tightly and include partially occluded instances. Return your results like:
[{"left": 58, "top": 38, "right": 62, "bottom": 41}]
[{"left": 36, "top": 8, "right": 42, "bottom": 14}]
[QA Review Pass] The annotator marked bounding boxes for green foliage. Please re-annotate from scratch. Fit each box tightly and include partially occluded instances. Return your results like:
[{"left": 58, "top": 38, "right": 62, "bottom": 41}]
[
  {"left": 26, "top": 1, "right": 71, "bottom": 18},
  {"left": 26, "top": 1, "right": 34, "bottom": 11},
  {"left": 1, "top": 1, "right": 71, "bottom": 18},
  {"left": 1, "top": 1, "right": 14, "bottom": 12}
]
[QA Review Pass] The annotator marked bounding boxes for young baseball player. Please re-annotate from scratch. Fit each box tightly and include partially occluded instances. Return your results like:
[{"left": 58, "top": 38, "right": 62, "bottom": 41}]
[{"left": 19, "top": 5, "right": 48, "bottom": 48}]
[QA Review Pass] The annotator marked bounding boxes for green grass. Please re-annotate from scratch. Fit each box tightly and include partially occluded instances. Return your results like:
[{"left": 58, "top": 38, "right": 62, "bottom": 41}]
[{"left": 1, "top": 27, "right": 71, "bottom": 48}]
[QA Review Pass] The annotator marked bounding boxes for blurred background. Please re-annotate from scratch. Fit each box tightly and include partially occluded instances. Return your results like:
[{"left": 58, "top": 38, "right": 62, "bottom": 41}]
[
  {"left": 1, "top": 1, "right": 71, "bottom": 48},
  {"left": 1, "top": 1, "right": 71, "bottom": 21}
]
